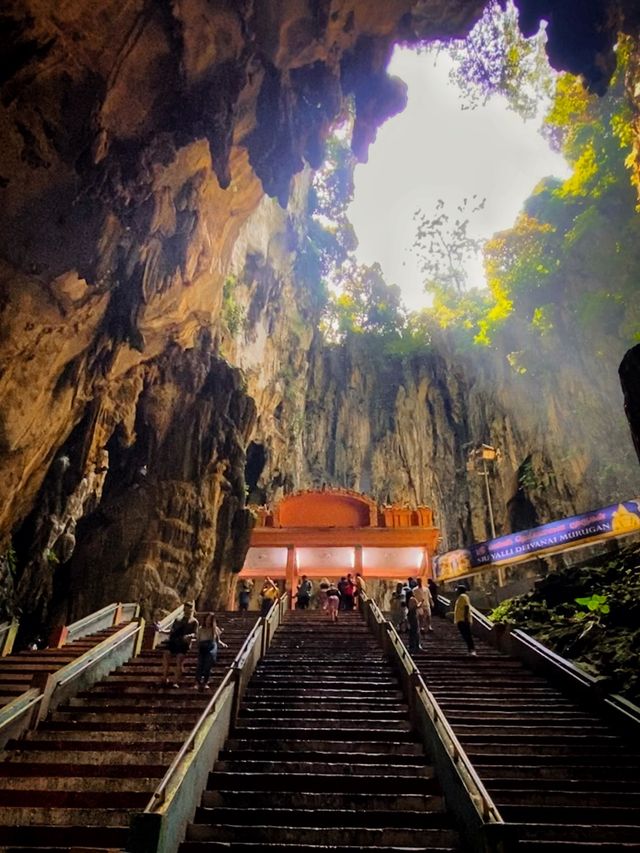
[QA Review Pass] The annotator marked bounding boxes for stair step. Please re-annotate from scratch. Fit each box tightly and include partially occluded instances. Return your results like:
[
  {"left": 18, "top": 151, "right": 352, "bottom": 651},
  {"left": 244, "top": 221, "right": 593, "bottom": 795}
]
[
  {"left": 186, "top": 823, "right": 458, "bottom": 847},
  {"left": 201, "top": 789, "right": 438, "bottom": 812},
  {"left": 207, "top": 770, "right": 437, "bottom": 794}
]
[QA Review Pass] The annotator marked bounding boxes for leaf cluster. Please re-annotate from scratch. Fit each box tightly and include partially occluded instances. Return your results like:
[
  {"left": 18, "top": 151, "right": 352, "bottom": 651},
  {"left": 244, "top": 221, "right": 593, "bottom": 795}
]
[{"left": 488, "top": 544, "right": 640, "bottom": 704}]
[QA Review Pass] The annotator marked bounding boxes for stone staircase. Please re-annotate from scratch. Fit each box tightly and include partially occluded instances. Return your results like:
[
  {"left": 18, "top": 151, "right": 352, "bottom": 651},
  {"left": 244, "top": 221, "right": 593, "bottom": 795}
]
[
  {"left": 0, "top": 626, "right": 126, "bottom": 710},
  {"left": 180, "top": 609, "right": 461, "bottom": 852},
  {"left": 412, "top": 615, "right": 640, "bottom": 851},
  {"left": 0, "top": 612, "right": 257, "bottom": 852}
]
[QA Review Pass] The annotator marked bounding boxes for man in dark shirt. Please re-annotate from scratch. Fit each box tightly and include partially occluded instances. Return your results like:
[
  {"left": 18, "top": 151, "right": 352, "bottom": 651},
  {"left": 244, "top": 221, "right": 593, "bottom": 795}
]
[{"left": 159, "top": 602, "right": 199, "bottom": 687}]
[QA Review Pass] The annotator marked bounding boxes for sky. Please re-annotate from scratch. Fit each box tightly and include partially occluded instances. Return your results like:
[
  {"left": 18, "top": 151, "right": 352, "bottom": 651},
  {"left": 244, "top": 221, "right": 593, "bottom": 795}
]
[{"left": 347, "top": 47, "right": 570, "bottom": 311}]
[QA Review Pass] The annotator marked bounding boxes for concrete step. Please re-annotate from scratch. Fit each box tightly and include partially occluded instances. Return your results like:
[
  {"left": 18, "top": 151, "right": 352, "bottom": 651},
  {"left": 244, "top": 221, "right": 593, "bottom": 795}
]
[
  {"left": 0, "top": 824, "right": 128, "bottom": 847},
  {"left": 0, "top": 806, "right": 130, "bottom": 827},
  {"left": 0, "top": 760, "right": 166, "bottom": 778},
  {"left": 0, "top": 788, "right": 150, "bottom": 808},
  {"left": 218, "top": 747, "right": 426, "bottom": 765},
  {"left": 185, "top": 822, "right": 458, "bottom": 847},
  {"left": 195, "top": 806, "right": 448, "bottom": 827},
  {"left": 201, "top": 789, "right": 440, "bottom": 812},
  {"left": 207, "top": 770, "right": 437, "bottom": 794},
  {"left": 223, "top": 736, "right": 423, "bottom": 755},
  {"left": 214, "top": 758, "right": 432, "bottom": 777},
  {"left": 230, "top": 725, "right": 415, "bottom": 741},
  {"left": 0, "top": 775, "right": 156, "bottom": 791}
]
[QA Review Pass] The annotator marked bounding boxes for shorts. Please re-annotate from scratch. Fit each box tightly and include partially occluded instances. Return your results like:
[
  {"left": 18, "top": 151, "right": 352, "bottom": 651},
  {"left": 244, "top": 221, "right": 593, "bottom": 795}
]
[
  {"left": 167, "top": 638, "right": 190, "bottom": 655},
  {"left": 328, "top": 595, "right": 339, "bottom": 612}
]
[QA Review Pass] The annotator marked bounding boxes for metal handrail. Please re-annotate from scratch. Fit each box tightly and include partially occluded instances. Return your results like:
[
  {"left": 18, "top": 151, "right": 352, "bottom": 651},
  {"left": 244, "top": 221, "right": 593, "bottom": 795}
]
[
  {"left": 144, "top": 593, "right": 288, "bottom": 812},
  {"left": 55, "top": 621, "right": 141, "bottom": 688},
  {"left": 145, "top": 666, "right": 236, "bottom": 809},
  {"left": 372, "top": 602, "right": 502, "bottom": 825},
  {"left": 232, "top": 617, "right": 264, "bottom": 670},
  {"left": 0, "top": 690, "right": 45, "bottom": 734},
  {"left": 65, "top": 603, "right": 122, "bottom": 641}
]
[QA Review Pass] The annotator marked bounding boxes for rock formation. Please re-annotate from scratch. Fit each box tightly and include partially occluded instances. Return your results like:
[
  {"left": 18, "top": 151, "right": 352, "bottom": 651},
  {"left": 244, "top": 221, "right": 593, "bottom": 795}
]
[{"left": 1, "top": 1, "right": 639, "bottom": 630}]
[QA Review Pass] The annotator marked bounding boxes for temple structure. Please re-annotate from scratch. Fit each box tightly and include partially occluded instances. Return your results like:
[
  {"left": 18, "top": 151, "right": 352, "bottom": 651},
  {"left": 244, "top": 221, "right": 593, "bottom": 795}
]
[{"left": 233, "top": 488, "right": 440, "bottom": 605}]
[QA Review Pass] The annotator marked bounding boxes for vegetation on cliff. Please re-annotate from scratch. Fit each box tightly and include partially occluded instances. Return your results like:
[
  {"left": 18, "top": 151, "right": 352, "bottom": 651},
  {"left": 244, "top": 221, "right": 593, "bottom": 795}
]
[{"left": 489, "top": 543, "right": 640, "bottom": 705}]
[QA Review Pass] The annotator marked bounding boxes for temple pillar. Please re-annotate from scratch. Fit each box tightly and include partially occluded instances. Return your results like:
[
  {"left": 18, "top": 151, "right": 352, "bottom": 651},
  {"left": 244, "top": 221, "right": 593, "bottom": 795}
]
[
  {"left": 419, "top": 548, "right": 429, "bottom": 580},
  {"left": 285, "top": 545, "right": 296, "bottom": 609},
  {"left": 354, "top": 545, "right": 363, "bottom": 576}
]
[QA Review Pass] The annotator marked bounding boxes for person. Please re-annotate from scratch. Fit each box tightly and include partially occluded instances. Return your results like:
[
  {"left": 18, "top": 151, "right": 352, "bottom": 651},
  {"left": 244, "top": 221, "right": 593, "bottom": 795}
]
[
  {"left": 260, "top": 577, "right": 279, "bottom": 616},
  {"left": 354, "top": 573, "right": 367, "bottom": 609},
  {"left": 318, "top": 577, "right": 330, "bottom": 611},
  {"left": 337, "top": 576, "right": 348, "bottom": 610},
  {"left": 237, "top": 578, "right": 253, "bottom": 612},
  {"left": 407, "top": 597, "right": 421, "bottom": 653},
  {"left": 326, "top": 581, "right": 341, "bottom": 622},
  {"left": 407, "top": 576, "right": 418, "bottom": 590},
  {"left": 454, "top": 583, "right": 476, "bottom": 656},
  {"left": 413, "top": 578, "right": 433, "bottom": 634},
  {"left": 295, "top": 575, "right": 313, "bottom": 610},
  {"left": 342, "top": 573, "right": 355, "bottom": 611},
  {"left": 427, "top": 577, "right": 439, "bottom": 615},
  {"left": 194, "top": 612, "right": 228, "bottom": 690},
  {"left": 390, "top": 582, "right": 406, "bottom": 630},
  {"left": 159, "top": 601, "right": 199, "bottom": 687}
]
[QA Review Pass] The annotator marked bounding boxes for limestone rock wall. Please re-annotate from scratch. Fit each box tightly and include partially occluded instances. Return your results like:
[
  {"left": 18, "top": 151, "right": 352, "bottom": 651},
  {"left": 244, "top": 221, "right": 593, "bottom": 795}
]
[
  {"left": 262, "top": 330, "right": 640, "bottom": 553},
  {"left": 1, "top": 0, "right": 640, "bottom": 629}
]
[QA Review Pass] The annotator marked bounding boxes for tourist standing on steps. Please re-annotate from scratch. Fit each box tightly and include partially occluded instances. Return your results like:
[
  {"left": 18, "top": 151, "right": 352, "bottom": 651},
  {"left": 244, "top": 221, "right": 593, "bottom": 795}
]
[
  {"left": 337, "top": 576, "right": 348, "bottom": 609},
  {"left": 260, "top": 577, "right": 278, "bottom": 616},
  {"left": 195, "top": 612, "right": 228, "bottom": 691},
  {"left": 158, "top": 601, "right": 199, "bottom": 687},
  {"left": 354, "top": 572, "right": 367, "bottom": 610},
  {"left": 326, "top": 581, "right": 341, "bottom": 622},
  {"left": 295, "top": 575, "right": 313, "bottom": 609},
  {"left": 427, "top": 577, "right": 439, "bottom": 615},
  {"left": 412, "top": 578, "right": 433, "bottom": 635},
  {"left": 318, "top": 577, "right": 330, "bottom": 611},
  {"left": 454, "top": 584, "right": 477, "bottom": 656},
  {"left": 407, "top": 597, "right": 421, "bottom": 654},
  {"left": 391, "top": 582, "right": 408, "bottom": 632},
  {"left": 342, "top": 573, "right": 355, "bottom": 611},
  {"left": 237, "top": 578, "right": 253, "bottom": 612}
]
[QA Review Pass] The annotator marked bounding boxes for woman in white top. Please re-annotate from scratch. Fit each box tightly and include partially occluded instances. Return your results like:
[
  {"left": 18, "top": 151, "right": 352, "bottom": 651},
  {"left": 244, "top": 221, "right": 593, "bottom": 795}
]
[{"left": 195, "top": 613, "right": 227, "bottom": 690}]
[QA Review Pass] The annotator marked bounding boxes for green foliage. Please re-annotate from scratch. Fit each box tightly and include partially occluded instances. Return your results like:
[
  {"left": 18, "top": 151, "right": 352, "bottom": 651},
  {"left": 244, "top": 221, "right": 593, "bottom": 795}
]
[
  {"left": 44, "top": 548, "right": 59, "bottom": 566},
  {"left": 575, "top": 593, "right": 610, "bottom": 615},
  {"left": 322, "top": 262, "right": 407, "bottom": 344},
  {"left": 3, "top": 544, "right": 17, "bottom": 577},
  {"left": 222, "top": 275, "right": 246, "bottom": 336},
  {"left": 488, "top": 597, "right": 514, "bottom": 623},
  {"left": 488, "top": 545, "right": 640, "bottom": 704},
  {"left": 443, "top": 0, "right": 554, "bottom": 119}
]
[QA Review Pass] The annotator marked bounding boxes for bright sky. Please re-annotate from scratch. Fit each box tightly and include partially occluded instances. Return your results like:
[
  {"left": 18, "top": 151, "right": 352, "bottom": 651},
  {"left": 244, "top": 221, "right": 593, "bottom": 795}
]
[{"left": 347, "top": 47, "right": 570, "bottom": 311}]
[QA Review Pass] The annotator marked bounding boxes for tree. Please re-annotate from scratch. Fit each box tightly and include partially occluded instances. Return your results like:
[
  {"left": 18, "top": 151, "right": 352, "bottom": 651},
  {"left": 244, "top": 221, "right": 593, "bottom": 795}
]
[
  {"left": 322, "top": 261, "right": 406, "bottom": 342},
  {"left": 443, "top": 0, "right": 554, "bottom": 119},
  {"left": 413, "top": 196, "right": 486, "bottom": 296}
]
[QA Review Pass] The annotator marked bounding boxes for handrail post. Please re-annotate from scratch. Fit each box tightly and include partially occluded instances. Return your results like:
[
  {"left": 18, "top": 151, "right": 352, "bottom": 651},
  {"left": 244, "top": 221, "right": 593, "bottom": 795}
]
[
  {"left": 1, "top": 619, "right": 19, "bottom": 657},
  {"left": 112, "top": 603, "right": 123, "bottom": 626},
  {"left": 134, "top": 617, "right": 146, "bottom": 657},
  {"left": 230, "top": 664, "right": 242, "bottom": 727},
  {"left": 29, "top": 671, "right": 53, "bottom": 727}
]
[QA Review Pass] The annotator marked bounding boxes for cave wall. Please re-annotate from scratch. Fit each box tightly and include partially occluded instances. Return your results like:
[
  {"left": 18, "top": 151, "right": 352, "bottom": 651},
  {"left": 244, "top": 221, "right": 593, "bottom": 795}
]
[
  {"left": 274, "top": 329, "right": 640, "bottom": 553},
  {"left": 1, "top": 0, "right": 640, "bottom": 626}
]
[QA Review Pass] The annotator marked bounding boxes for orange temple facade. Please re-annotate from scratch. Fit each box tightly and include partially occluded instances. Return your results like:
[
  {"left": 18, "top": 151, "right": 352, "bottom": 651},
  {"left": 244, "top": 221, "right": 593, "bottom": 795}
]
[{"left": 234, "top": 488, "right": 440, "bottom": 604}]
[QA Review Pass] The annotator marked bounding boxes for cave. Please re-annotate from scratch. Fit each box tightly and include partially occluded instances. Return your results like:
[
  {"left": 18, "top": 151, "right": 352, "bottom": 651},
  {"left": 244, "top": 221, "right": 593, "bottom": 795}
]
[{"left": 0, "top": 0, "right": 639, "bottom": 628}]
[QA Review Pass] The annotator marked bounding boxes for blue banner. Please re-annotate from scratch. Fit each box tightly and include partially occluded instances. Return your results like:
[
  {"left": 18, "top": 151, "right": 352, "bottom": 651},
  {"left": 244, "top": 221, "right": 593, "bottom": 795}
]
[{"left": 435, "top": 498, "right": 640, "bottom": 582}]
